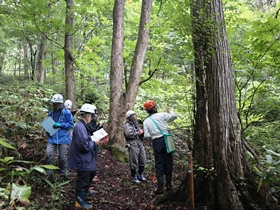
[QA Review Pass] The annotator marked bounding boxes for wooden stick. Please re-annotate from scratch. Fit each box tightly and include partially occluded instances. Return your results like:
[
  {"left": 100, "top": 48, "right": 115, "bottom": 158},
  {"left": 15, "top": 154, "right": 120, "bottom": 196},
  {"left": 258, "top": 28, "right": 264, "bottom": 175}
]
[{"left": 188, "top": 151, "right": 195, "bottom": 210}]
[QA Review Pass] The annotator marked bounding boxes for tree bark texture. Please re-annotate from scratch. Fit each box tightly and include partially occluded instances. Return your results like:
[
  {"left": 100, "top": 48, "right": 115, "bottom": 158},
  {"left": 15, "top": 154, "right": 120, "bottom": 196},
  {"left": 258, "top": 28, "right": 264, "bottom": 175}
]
[
  {"left": 108, "top": 0, "right": 152, "bottom": 147},
  {"left": 64, "top": 0, "right": 76, "bottom": 109},
  {"left": 107, "top": 0, "right": 126, "bottom": 147},
  {"left": 36, "top": 36, "right": 46, "bottom": 84},
  {"left": 191, "top": 0, "right": 245, "bottom": 209},
  {"left": 0, "top": 56, "right": 3, "bottom": 76},
  {"left": 23, "top": 38, "right": 29, "bottom": 80},
  {"left": 26, "top": 38, "right": 36, "bottom": 81},
  {"left": 125, "top": 0, "right": 152, "bottom": 109}
]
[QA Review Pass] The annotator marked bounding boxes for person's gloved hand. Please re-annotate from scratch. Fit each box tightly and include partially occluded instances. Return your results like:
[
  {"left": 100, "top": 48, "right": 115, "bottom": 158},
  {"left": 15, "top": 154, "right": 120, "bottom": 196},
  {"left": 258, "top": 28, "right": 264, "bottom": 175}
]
[{"left": 53, "top": 122, "right": 62, "bottom": 128}]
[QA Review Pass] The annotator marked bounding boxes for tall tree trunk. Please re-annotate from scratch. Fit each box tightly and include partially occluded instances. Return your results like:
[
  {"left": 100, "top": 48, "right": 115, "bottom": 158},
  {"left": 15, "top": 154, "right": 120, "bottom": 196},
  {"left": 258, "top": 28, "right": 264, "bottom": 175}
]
[
  {"left": 0, "top": 56, "right": 4, "bottom": 76},
  {"left": 17, "top": 49, "right": 21, "bottom": 76},
  {"left": 107, "top": 0, "right": 125, "bottom": 148},
  {"left": 23, "top": 38, "right": 29, "bottom": 80},
  {"left": 51, "top": 55, "right": 59, "bottom": 74},
  {"left": 191, "top": 0, "right": 246, "bottom": 209},
  {"left": 64, "top": 0, "right": 75, "bottom": 109},
  {"left": 36, "top": 36, "right": 46, "bottom": 83},
  {"left": 108, "top": 0, "right": 152, "bottom": 148},
  {"left": 125, "top": 0, "right": 152, "bottom": 109},
  {"left": 26, "top": 38, "right": 36, "bottom": 81}
]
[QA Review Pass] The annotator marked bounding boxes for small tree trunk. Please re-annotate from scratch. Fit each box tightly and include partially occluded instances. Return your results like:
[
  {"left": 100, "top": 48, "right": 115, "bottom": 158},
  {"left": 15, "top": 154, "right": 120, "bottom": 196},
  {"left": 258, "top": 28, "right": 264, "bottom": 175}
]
[
  {"left": 26, "top": 38, "right": 36, "bottom": 81},
  {"left": 36, "top": 36, "right": 46, "bottom": 84},
  {"left": 23, "top": 38, "right": 29, "bottom": 80},
  {"left": 125, "top": 0, "right": 152, "bottom": 109},
  {"left": 0, "top": 56, "right": 4, "bottom": 76}
]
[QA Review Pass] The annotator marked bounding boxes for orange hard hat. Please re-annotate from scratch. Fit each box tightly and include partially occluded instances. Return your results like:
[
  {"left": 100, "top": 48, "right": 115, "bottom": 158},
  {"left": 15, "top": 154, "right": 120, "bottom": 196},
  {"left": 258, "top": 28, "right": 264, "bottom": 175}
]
[{"left": 144, "top": 100, "right": 156, "bottom": 110}]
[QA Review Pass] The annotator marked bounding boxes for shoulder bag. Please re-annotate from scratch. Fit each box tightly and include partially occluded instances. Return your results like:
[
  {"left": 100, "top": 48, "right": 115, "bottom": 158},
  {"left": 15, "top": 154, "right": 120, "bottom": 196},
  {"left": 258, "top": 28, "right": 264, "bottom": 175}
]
[{"left": 149, "top": 117, "right": 176, "bottom": 153}]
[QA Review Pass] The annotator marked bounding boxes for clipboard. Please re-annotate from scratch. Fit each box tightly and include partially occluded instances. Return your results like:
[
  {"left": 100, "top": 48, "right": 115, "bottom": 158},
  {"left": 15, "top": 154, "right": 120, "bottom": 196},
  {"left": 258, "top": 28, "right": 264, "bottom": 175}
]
[{"left": 41, "top": 116, "right": 60, "bottom": 136}]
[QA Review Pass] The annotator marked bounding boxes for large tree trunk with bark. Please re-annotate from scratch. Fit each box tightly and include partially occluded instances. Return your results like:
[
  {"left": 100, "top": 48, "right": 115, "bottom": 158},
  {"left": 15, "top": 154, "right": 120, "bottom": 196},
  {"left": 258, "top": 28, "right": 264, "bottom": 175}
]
[
  {"left": 107, "top": 0, "right": 125, "bottom": 148},
  {"left": 64, "top": 0, "right": 76, "bottom": 109},
  {"left": 156, "top": 0, "right": 252, "bottom": 208},
  {"left": 190, "top": 0, "right": 246, "bottom": 209},
  {"left": 107, "top": 0, "right": 152, "bottom": 148}
]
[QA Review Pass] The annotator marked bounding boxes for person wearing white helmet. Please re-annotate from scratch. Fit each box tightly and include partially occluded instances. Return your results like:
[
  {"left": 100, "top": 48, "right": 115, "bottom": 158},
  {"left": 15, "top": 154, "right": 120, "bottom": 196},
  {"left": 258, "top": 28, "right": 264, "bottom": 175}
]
[
  {"left": 46, "top": 94, "right": 74, "bottom": 179},
  {"left": 123, "top": 110, "right": 147, "bottom": 184},
  {"left": 64, "top": 99, "right": 73, "bottom": 110},
  {"left": 86, "top": 104, "right": 103, "bottom": 135},
  {"left": 84, "top": 104, "right": 103, "bottom": 184},
  {"left": 68, "top": 103, "right": 106, "bottom": 208},
  {"left": 64, "top": 99, "right": 78, "bottom": 121}
]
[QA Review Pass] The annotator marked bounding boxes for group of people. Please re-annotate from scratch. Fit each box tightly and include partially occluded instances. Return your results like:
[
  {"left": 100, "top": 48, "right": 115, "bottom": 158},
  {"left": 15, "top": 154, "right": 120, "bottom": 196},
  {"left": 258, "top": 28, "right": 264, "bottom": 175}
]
[
  {"left": 123, "top": 100, "right": 177, "bottom": 195},
  {"left": 45, "top": 93, "right": 105, "bottom": 208},
  {"left": 45, "top": 94, "right": 177, "bottom": 209}
]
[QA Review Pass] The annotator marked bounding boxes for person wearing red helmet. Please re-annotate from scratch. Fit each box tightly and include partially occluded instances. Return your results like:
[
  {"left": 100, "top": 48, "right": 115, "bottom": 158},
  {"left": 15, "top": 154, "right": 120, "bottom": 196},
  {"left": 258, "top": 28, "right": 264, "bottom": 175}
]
[
  {"left": 143, "top": 100, "right": 156, "bottom": 110},
  {"left": 143, "top": 100, "right": 177, "bottom": 195}
]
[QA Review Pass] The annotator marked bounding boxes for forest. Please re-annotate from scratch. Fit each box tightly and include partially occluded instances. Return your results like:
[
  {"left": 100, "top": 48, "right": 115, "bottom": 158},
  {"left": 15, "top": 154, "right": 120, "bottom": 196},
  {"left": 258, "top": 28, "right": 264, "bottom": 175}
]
[{"left": 0, "top": 0, "right": 279, "bottom": 209}]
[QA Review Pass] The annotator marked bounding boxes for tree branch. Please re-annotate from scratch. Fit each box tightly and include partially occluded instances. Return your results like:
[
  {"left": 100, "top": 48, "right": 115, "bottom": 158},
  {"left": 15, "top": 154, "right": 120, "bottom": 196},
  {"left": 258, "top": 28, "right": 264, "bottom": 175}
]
[{"left": 139, "top": 57, "right": 162, "bottom": 85}]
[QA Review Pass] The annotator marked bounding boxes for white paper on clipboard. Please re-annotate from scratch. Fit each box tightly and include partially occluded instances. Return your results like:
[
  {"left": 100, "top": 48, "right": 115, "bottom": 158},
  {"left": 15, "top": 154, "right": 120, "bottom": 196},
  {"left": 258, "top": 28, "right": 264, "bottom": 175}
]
[
  {"left": 91, "top": 128, "right": 108, "bottom": 142},
  {"left": 41, "top": 116, "right": 60, "bottom": 136}
]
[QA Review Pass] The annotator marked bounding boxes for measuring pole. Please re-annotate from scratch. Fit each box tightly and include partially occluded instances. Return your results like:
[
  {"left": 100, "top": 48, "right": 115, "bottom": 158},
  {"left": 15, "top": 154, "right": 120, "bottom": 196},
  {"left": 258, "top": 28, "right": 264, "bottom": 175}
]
[{"left": 188, "top": 151, "right": 195, "bottom": 210}]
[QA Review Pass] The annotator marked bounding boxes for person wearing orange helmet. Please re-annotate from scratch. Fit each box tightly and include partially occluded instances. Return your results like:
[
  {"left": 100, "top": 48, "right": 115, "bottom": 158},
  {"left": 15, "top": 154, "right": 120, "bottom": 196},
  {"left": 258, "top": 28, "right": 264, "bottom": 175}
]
[{"left": 143, "top": 100, "right": 177, "bottom": 195}]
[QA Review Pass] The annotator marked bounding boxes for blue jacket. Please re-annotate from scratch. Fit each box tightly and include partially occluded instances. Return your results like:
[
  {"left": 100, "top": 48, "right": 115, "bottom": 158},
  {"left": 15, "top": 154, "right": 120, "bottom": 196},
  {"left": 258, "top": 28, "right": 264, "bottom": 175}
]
[
  {"left": 68, "top": 119, "right": 97, "bottom": 171},
  {"left": 47, "top": 107, "right": 74, "bottom": 144}
]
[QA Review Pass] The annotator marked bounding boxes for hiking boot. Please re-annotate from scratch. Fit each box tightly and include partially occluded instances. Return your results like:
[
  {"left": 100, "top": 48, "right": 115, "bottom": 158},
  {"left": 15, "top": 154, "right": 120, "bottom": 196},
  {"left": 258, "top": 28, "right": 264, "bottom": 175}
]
[
  {"left": 75, "top": 201, "right": 93, "bottom": 209},
  {"left": 132, "top": 176, "right": 141, "bottom": 184},
  {"left": 75, "top": 191, "right": 93, "bottom": 209},
  {"left": 138, "top": 175, "right": 147, "bottom": 181},
  {"left": 154, "top": 175, "right": 164, "bottom": 195},
  {"left": 166, "top": 174, "right": 172, "bottom": 191}
]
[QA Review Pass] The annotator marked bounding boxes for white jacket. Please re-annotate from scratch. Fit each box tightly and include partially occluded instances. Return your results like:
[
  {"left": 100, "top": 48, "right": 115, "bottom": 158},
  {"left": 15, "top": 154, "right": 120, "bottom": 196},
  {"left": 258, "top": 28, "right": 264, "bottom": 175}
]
[{"left": 143, "top": 111, "right": 177, "bottom": 140}]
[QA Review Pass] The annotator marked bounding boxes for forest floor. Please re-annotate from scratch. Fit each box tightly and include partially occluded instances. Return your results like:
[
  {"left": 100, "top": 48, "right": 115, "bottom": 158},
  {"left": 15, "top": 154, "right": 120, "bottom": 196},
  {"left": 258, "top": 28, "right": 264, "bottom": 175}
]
[{"left": 27, "top": 140, "right": 197, "bottom": 210}]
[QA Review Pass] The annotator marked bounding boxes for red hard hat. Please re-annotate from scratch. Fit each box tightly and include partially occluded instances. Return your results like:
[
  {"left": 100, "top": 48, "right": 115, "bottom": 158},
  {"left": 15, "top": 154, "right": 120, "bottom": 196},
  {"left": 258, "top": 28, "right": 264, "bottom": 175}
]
[{"left": 144, "top": 100, "right": 156, "bottom": 110}]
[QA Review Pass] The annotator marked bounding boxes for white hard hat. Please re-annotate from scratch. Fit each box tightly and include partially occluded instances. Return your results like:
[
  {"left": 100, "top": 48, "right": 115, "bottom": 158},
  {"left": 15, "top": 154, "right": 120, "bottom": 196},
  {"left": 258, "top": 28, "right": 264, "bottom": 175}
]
[
  {"left": 64, "top": 99, "right": 72, "bottom": 109},
  {"left": 80, "top": 103, "right": 96, "bottom": 114},
  {"left": 92, "top": 105, "right": 97, "bottom": 113},
  {"left": 126, "top": 110, "right": 136, "bottom": 118},
  {"left": 51, "top": 94, "right": 63, "bottom": 103}
]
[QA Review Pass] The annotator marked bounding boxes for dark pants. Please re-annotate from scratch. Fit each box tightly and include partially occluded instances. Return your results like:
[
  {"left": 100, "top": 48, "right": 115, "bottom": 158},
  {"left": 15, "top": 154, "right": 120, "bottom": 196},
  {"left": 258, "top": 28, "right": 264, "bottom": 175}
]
[
  {"left": 152, "top": 136, "right": 173, "bottom": 176},
  {"left": 76, "top": 171, "right": 96, "bottom": 192}
]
